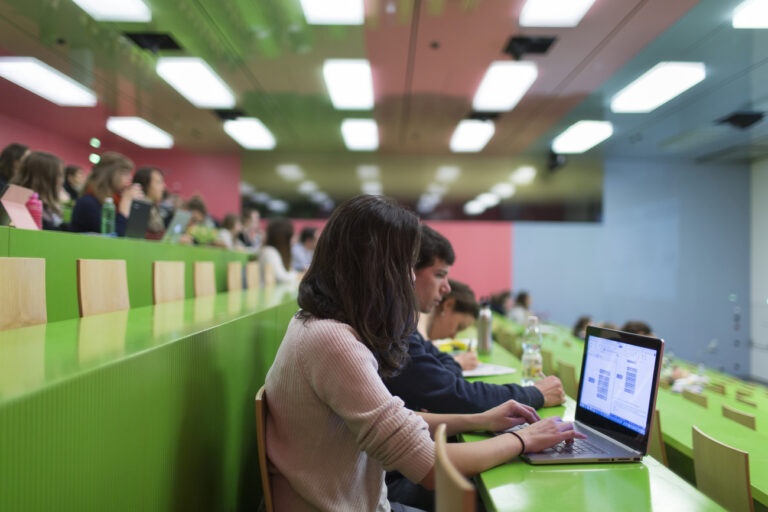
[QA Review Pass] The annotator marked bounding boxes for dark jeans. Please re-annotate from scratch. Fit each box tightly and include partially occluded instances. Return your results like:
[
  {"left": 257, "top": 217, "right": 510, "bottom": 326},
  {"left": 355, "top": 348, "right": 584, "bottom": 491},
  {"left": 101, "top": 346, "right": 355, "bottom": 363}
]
[{"left": 386, "top": 472, "right": 434, "bottom": 511}]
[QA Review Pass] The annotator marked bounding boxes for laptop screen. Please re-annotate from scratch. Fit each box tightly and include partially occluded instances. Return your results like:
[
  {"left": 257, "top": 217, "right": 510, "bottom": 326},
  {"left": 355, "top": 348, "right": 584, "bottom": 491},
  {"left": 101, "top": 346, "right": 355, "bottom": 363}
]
[{"left": 579, "top": 334, "right": 658, "bottom": 436}]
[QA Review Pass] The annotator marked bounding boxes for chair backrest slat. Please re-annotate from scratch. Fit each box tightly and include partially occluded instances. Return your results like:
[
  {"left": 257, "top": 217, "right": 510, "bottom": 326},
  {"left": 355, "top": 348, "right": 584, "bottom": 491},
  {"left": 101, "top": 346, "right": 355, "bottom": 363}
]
[
  {"left": 435, "top": 423, "right": 475, "bottom": 512},
  {"left": 153, "top": 261, "right": 185, "bottom": 304},
  {"left": 692, "top": 426, "right": 753, "bottom": 512},
  {"left": 682, "top": 389, "right": 708, "bottom": 408},
  {"left": 255, "top": 387, "right": 274, "bottom": 512},
  {"left": 227, "top": 261, "right": 242, "bottom": 292},
  {"left": 77, "top": 259, "right": 129, "bottom": 317},
  {"left": 557, "top": 360, "right": 578, "bottom": 399},
  {"left": 0, "top": 257, "right": 46, "bottom": 331},
  {"left": 194, "top": 262, "right": 216, "bottom": 297}
]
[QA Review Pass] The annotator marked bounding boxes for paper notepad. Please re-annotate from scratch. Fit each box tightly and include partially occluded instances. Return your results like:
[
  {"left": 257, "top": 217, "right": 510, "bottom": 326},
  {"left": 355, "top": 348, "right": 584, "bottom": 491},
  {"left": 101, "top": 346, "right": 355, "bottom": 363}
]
[{"left": 463, "top": 363, "right": 517, "bottom": 378}]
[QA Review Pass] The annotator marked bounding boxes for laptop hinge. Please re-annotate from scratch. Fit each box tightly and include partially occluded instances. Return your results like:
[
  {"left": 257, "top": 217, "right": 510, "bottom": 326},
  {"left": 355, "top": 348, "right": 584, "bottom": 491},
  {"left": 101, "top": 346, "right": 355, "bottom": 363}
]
[{"left": 578, "top": 422, "right": 643, "bottom": 455}]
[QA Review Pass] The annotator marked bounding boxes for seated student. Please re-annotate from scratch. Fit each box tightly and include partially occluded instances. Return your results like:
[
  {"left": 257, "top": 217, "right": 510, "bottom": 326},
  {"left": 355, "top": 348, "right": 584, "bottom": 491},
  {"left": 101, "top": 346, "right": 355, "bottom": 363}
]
[
  {"left": 422, "top": 279, "right": 480, "bottom": 371},
  {"left": 259, "top": 217, "right": 298, "bottom": 284},
  {"left": 132, "top": 166, "right": 168, "bottom": 239},
  {"left": 508, "top": 291, "right": 532, "bottom": 325},
  {"left": 63, "top": 164, "right": 85, "bottom": 202},
  {"left": 264, "top": 195, "right": 582, "bottom": 511},
  {"left": 70, "top": 153, "right": 143, "bottom": 236},
  {"left": 291, "top": 226, "right": 317, "bottom": 271},
  {"left": 489, "top": 290, "right": 513, "bottom": 317},
  {"left": 238, "top": 208, "right": 262, "bottom": 250},
  {"left": 573, "top": 315, "right": 592, "bottom": 339},
  {"left": 11, "top": 151, "right": 65, "bottom": 230},
  {"left": 621, "top": 320, "right": 653, "bottom": 336},
  {"left": 216, "top": 213, "right": 243, "bottom": 250},
  {"left": 0, "top": 142, "right": 29, "bottom": 189}
]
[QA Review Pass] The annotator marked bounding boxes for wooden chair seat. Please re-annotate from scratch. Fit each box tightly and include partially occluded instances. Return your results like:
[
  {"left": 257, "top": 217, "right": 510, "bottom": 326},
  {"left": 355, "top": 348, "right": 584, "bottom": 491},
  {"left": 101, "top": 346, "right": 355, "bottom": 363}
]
[
  {"left": 194, "top": 261, "right": 216, "bottom": 297},
  {"left": 77, "top": 259, "right": 129, "bottom": 317},
  {"left": 0, "top": 257, "right": 46, "bottom": 331},
  {"left": 255, "top": 387, "right": 274, "bottom": 512},
  {"left": 153, "top": 261, "right": 185, "bottom": 304},
  {"left": 435, "top": 423, "right": 475, "bottom": 512},
  {"left": 722, "top": 404, "right": 756, "bottom": 430},
  {"left": 692, "top": 426, "right": 753, "bottom": 512}
]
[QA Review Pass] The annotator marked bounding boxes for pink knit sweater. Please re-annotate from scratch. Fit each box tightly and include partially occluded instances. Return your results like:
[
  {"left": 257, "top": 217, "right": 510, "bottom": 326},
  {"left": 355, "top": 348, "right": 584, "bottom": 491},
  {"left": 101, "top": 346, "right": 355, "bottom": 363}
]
[{"left": 265, "top": 315, "right": 435, "bottom": 511}]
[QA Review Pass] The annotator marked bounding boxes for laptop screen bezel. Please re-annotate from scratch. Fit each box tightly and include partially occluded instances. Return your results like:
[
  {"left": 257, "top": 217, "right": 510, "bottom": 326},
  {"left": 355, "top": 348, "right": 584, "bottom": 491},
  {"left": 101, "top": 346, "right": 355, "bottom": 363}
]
[{"left": 575, "top": 326, "right": 664, "bottom": 454}]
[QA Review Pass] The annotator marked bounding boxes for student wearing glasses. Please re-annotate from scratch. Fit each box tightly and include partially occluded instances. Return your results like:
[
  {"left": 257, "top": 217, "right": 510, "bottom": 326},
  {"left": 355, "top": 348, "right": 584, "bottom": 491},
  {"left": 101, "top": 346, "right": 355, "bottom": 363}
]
[{"left": 264, "top": 195, "right": 582, "bottom": 511}]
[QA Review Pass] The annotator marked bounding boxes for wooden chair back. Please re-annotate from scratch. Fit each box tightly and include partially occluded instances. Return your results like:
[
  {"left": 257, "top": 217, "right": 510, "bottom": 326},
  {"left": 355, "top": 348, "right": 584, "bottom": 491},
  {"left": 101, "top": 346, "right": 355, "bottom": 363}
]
[
  {"left": 736, "top": 389, "right": 754, "bottom": 399},
  {"left": 227, "top": 261, "right": 243, "bottom": 291},
  {"left": 682, "top": 389, "right": 708, "bottom": 408},
  {"left": 194, "top": 262, "right": 216, "bottom": 297},
  {"left": 692, "top": 426, "right": 754, "bottom": 512},
  {"left": 647, "top": 409, "right": 668, "bottom": 466},
  {"left": 435, "top": 423, "right": 475, "bottom": 512},
  {"left": 0, "top": 257, "right": 46, "bottom": 331},
  {"left": 722, "top": 404, "right": 756, "bottom": 430},
  {"left": 735, "top": 395, "right": 757, "bottom": 408},
  {"left": 707, "top": 382, "right": 726, "bottom": 395},
  {"left": 557, "top": 360, "right": 579, "bottom": 399},
  {"left": 541, "top": 349, "right": 554, "bottom": 376},
  {"left": 245, "top": 262, "right": 260, "bottom": 290},
  {"left": 152, "top": 261, "right": 185, "bottom": 304},
  {"left": 77, "top": 259, "right": 129, "bottom": 317},
  {"left": 262, "top": 262, "right": 276, "bottom": 287},
  {"left": 255, "top": 386, "right": 274, "bottom": 512}
]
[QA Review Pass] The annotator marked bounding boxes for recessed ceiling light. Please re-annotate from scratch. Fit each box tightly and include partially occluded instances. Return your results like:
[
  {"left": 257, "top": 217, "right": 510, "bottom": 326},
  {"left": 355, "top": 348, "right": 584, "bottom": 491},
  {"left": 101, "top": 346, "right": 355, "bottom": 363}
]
[
  {"left": 310, "top": 191, "right": 329, "bottom": 204},
  {"left": 298, "top": 181, "right": 318, "bottom": 194},
  {"left": 436, "top": 166, "right": 461, "bottom": 183},
  {"left": 450, "top": 120, "right": 495, "bottom": 152},
  {"left": 71, "top": 0, "right": 151, "bottom": 22},
  {"left": 418, "top": 193, "right": 441, "bottom": 214},
  {"left": 341, "top": 119, "right": 378, "bottom": 151},
  {"left": 299, "top": 0, "right": 364, "bottom": 25},
  {"left": 267, "top": 199, "right": 289, "bottom": 213},
  {"left": 156, "top": 57, "right": 235, "bottom": 109},
  {"left": 519, "top": 0, "right": 596, "bottom": 27},
  {"left": 510, "top": 166, "right": 537, "bottom": 185},
  {"left": 427, "top": 183, "right": 448, "bottom": 196},
  {"left": 106, "top": 117, "right": 174, "bottom": 148},
  {"left": 464, "top": 200, "right": 485, "bottom": 216},
  {"left": 473, "top": 61, "right": 538, "bottom": 112},
  {"left": 733, "top": 0, "right": 768, "bottom": 28},
  {"left": 223, "top": 118, "right": 276, "bottom": 150},
  {"left": 491, "top": 183, "right": 516, "bottom": 198},
  {"left": 361, "top": 181, "right": 382, "bottom": 195},
  {"left": 276, "top": 164, "right": 304, "bottom": 182},
  {"left": 323, "top": 59, "right": 374, "bottom": 110},
  {"left": 551, "top": 120, "right": 613, "bottom": 154},
  {"left": 610, "top": 62, "right": 706, "bottom": 113},
  {"left": 0, "top": 57, "right": 97, "bottom": 107},
  {"left": 477, "top": 192, "right": 500, "bottom": 208},
  {"left": 356, "top": 165, "right": 380, "bottom": 180}
]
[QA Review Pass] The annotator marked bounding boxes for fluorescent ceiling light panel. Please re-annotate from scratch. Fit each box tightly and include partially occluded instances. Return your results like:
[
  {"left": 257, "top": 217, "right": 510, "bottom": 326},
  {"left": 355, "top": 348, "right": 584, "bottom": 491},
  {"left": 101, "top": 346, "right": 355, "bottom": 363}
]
[
  {"left": 427, "top": 183, "right": 448, "bottom": 196},
  {"left": 436, "top": 166, "right": 461, "bottom": 183},
  {"left": 299, "top": 0, "right": 364, "bottom": 25},
  {"left": 733, "top": 0, "right": 768, "bottom": 28},
  {"left": 610, "top": 62, "right": 706, "bottom": 113},
  {"left": 361, "top": 181, "right": 382, "bottom": 195},
  {"left": 323, "top": 59, "right": 374, "bottom": 110},
  {"left": 551, "top": 120, "right": 613, "bottom": 154},
  {"left": 267, "top": 199, "right": 289, "bottom": 213},
  {"left": 298, "top": 181, "right": 318, "bottom": 194},
  {"left": 491, "top": 183, "right": 516, "bottom": 198},
  {"left": 71, "top": 0, "right": 151, "bottom": 22},
  {"left": 223, "top": 118, "right": 276, "bottom": 150},
  {"left": 156, "top": 57, "right": 235, "bottom": 108},
  {"left": 519, "top": 0, "right": 596, "bottom": 27},
  {"left": 463, "top": 200, "right": 485, "bottom": 216},
  {"left": 473, "top": 61, "right": 538, "bottom": 112},
  {"left": 510, "top": 166, "right": 537, "bottom": 185},
  {"left": 477, "top": 192, "right": 500, "bottom": 208},
  {"left": 310, "top": 191, "right": 329, "bottom": 203},
  {"left": 356, "top": 165, "right": 380, "bottom": 180},
  {"left": 341, "top": 119, "right": 378, "bottom": 151},
  {"left": 450, "top": 120, "right": 495, "bottom": 152},
  {"left": 106, "top": 117, "right": 173, "bottom": 148},
  {"left": 0, "top": 57, "right": 97, "bottom": 107},
  {"left": 276, "top": 164, "right": 304, "bottom": 182}
]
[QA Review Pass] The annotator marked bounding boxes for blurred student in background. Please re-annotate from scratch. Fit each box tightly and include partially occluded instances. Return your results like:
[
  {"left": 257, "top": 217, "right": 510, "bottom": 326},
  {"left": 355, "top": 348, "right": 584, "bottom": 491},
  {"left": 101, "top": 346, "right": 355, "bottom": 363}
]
[
  {"left": 63, "top": 165, "right": 85, "bottom": 202},
  {"left": 292, "top": 226, "right": 317, "bottom": 271},
  {"left": 0, "top": 143, "right": 29, "bottom": 189},
  {"left": 11, "top": 151, "right": 65, "bottom": 230},
  {"left": 260, "top": 217, "right": 298, "bottom": 284},
  {"left": 132, "top": 166, "right": 168, "bottom": 239},
  {"left": 217, "top": 213, "right": 243, "bottom": 250},
  {"left": 573, "top": 316, "right": 592, "bottom": 339},
  {"left": 70, "top": 152, "right": 143, "bottom": 236},
  {"left": 509, "top": 291, "right": 532, "bottom": 324},
  {"left": 490, "top": 290, "right": 513, "bottom": 317},
  {"left": 238, "top": 209, "right": 262, "bottom": 250},
  {"left": 621, "top": 321, "right": 653, "bottom": 336}
]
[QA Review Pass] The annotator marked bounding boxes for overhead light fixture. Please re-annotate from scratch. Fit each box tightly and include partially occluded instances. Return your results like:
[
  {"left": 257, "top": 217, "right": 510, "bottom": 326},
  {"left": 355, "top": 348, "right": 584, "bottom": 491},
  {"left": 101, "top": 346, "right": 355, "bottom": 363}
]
[
  {"left": 463, "top": 200, "right": 485, "bottom": 216},
  {"left": 473, "top": 61, "right": 538, "bottom": 112},
  {"left": 323, "top": 59, "right": 374, "bottom": 110},
  {"left": 551, "top": 120, "right": 613, "bottom": 154},
  {"left": 491, "top": 183, "right": 516, "bottom": 199},
  {"left": 733, "top": 0, "right": 768, "bottom": 28},
  {"left": 477, "top": 192, "right": 500, "bottom": 209},
  {"left": 519, "top": 0, "right": 596, "bottom": 27},
  {"left": 298, "top": 181, "right": 318, "bottom": 195},
  {"left": 450, "top": 120, "right": 495, "bottom": 152},
  {"left": 418, "top": 193, "right": 441, "bottom": 214},
  {"left": 510, "top": 166, "right": 537, "bottom": 185},
  {"left": 341, "top": 119, "right": 378, "bottom": 151},
  {"left": 223, "top": 117, "right": 276, "bottom": 150},
  {"left": 610, "top": 62, "right": 706, "bottom": 113},
  {"left": 361, "top": 181, "right": 382, "bottom": 195},
  {"left": 71, "top": 0, "right": 151, "bottom": 22},
  {"left": 299, "top": 0, "right": 364, "bottom": 25},
  {"left": 0, "top": 57, "right": 97, "bottom": 107},
  {"left": 156, "top": 57, "right": 235, "bottom": 108},
  {"left": 436, "top": 166, "right": 461, "bottom": 183},
  {"left": 310, "top": 191, "right": 329, "bottom": 204},
  {"left": 427, "top": 183, "right": 448, "bottom": 196},
  {"left": 267, "top": 199, "right": 289, "bottom": 213},
  {"left": 356, "top": 165, "right": 380, "bottom": 180},
  {"left": 106, "top": 117, "right": 174, "bottom": 148},
  {"left": 276, "top": 164, "right": 304, "bottom": 182}
]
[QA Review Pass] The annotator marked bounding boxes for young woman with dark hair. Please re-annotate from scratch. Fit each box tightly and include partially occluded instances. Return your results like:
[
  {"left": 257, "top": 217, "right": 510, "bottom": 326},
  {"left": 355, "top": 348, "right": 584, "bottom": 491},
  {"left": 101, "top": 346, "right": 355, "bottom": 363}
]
[
  {"left": 11, "top": 151, "right": 64, "bottom": 230},
  {"left": 0, "top": 143, "right": 29, "bottom": 188},
  {"left": 132, "top": 166, "right": 167, "bottom": 238},
  {"left": 259, "top": 217, "right": 298, "bottom": 284},
  {"left": 264, "top": 195, "right": 583, "bottom": 511}
]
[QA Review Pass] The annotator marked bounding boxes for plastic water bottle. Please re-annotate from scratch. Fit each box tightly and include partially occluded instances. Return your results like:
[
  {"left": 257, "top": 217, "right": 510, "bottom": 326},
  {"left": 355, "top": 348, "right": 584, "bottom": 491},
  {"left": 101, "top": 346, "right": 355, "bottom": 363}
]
[
  {"left": 477, "top": 301, "right": 493, "bottom": 354},
  {"left": 101, "top": 197, "right": 116, "bottom": 234},
  {"left": 26, "top": 193, "right": 43, "bottom": 229},
  {"left": 521, "top": 315, "right": 543, "bottom": 386}
]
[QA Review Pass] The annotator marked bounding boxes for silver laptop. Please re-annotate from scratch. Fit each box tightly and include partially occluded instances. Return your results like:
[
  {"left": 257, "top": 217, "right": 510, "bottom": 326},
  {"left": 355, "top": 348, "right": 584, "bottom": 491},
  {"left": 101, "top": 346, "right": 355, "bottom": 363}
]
[
  {"left": 523, "top": 326, "right": 664, "bottom": 465},
  {"left": 161, "top": 210, "right": 192, "bottom": 243}
]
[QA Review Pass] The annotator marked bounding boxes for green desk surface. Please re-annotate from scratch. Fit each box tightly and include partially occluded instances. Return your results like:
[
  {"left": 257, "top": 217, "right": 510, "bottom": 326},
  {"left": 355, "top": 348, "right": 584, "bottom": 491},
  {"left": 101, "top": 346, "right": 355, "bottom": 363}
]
[
  {"left": 463, "top": 345, "right": 724, "bottom": 511},
  {"left": 489, "top": 317, "right": 768, "bottom": 508}
]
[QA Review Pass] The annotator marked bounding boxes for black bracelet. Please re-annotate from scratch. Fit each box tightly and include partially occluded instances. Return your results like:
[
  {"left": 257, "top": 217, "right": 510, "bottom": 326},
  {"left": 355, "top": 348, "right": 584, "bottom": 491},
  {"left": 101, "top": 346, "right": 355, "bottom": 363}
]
[{"left": 510, "top": 431, "right": 526, "bottom": 455}]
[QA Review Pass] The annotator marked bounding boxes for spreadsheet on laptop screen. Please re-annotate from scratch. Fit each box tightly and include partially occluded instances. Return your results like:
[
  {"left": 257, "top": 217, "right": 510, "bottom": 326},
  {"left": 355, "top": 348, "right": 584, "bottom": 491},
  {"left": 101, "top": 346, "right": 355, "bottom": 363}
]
[{"left": 579, "top": 336, "right": 657, "bottom": 435}]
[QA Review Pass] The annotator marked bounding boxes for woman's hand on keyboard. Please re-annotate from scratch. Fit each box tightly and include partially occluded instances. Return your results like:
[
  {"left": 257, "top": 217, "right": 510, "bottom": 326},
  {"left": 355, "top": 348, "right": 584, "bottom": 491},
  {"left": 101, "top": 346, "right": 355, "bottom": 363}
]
[
  {"left": 478, "top": 399, "right": 541, "bottom": 432},
  {"left": 517, "top": 417, "right": 587, "bottom": 454}
]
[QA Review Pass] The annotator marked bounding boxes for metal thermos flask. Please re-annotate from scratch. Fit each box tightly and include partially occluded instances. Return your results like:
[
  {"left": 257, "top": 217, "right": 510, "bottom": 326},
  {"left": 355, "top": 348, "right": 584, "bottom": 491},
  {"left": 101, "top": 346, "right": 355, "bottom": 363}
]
[{"left": 477, "top": 302, "right": 492, "bottom": 354}]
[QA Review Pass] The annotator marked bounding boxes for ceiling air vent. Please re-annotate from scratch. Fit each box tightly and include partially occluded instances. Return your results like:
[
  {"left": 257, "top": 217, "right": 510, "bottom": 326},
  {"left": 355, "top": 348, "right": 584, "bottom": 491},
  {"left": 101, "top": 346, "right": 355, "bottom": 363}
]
[
  {"left": 503, "top": 36, "right": 556, "bottom": 60},
  {"left": 124, "top": 32, "right": 182, "bottom": 52},
  {"left": 716, "top": 110, "right": 764, "bottom": 130}
]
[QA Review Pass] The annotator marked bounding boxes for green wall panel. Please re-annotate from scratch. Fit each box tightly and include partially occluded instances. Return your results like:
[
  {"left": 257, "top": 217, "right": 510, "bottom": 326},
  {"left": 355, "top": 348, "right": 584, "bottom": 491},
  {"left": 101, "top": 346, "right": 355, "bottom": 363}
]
[{"left": 6, "top": 229, "right": 249, "bottom": 322}]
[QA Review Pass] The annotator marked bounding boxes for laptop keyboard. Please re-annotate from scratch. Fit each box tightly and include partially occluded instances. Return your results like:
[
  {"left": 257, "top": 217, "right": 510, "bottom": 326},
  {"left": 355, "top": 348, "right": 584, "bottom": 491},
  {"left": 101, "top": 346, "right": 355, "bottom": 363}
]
[{"left": 551, "top": 438, "right": 607, "bottom": 455}]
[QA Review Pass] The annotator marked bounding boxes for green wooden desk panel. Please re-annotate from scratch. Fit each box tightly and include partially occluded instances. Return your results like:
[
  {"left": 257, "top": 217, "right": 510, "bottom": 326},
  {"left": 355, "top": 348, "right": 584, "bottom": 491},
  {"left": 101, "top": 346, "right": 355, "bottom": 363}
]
[
  {"left": 0, "top": 226, "right": 9, "bottom": 256},
  {"left": 6, "top": 228, "right": 250, "bottom": 322},
  {"left": 0, "top": 288, "right": 298, "bottom": 512},
  {"left": 465, "top": 346, "right": 723, "bottom": 512}
]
